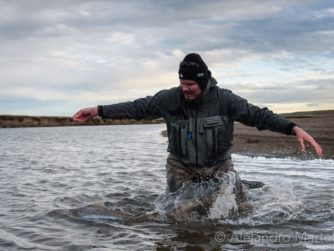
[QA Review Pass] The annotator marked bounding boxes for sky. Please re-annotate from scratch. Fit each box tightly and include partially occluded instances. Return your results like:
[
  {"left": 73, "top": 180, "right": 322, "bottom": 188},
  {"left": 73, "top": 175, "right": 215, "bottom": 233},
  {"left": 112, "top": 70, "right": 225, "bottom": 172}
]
[{"left": 0, "top": 0, "right": 334, "bottom": 116}]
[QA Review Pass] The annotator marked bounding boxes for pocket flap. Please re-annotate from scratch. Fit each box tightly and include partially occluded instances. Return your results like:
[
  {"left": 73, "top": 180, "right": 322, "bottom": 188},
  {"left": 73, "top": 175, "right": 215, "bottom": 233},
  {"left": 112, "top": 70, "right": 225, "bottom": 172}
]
[{"left": 203, "top": 116, "right": 223, "bottom": 127}]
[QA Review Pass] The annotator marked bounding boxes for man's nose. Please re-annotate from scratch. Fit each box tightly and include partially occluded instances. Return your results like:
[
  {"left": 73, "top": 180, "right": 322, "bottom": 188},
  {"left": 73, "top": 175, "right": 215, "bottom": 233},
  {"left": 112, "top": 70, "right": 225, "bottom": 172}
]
[{"left": 181, "top": 85, "right": 190, "bottom": 92}]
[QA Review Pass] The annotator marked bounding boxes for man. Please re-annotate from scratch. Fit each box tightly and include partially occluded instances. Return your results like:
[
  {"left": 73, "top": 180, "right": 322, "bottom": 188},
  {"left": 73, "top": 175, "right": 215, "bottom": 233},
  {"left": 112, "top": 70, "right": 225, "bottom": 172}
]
[{"left": 73, "top": 53, "right": 323, "bottom": 195}]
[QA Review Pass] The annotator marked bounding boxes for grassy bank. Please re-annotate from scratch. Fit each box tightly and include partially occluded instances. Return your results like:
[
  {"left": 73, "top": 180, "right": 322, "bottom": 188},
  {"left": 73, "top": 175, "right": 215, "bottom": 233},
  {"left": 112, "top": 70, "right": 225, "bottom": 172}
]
[{"left": 0, "top": 115, "right": 164, "bottom": 128}]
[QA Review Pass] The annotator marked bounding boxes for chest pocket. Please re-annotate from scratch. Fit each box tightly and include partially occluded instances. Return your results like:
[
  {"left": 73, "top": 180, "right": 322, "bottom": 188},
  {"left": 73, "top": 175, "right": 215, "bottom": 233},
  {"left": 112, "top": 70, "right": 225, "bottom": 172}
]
[
  {"left": 200, "top": 116, "right": 231, "bottom": 160},
  {"left": 169, "top": 120, "right": 189, "bottom": 157}
]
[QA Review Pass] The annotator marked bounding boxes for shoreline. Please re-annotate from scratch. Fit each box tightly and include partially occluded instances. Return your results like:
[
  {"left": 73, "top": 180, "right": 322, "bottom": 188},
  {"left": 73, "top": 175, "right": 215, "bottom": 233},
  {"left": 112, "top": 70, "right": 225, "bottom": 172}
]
[
  {"left": 0, "top": 115, "right": 164, "bottom": 128},
  {"left": 1, "top": 110, "right": 333, "bottom": 159}
]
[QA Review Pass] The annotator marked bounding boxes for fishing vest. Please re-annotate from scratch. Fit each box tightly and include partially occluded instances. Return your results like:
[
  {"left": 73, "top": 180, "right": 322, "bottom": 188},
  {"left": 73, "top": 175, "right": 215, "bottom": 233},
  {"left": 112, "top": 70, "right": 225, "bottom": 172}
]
[
  {"left": 167, "top": 115, "right": 233, "bottom": 167},
  {"left": 98, "top": 77, "right": 295, "bottom": 166}
]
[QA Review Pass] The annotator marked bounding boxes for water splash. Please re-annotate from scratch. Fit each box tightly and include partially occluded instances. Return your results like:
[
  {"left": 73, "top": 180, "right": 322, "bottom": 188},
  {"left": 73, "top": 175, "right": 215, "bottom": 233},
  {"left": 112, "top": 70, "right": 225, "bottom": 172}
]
[
  {"left": 62, "top": 174, "right": 304, "bottom": 226},
  {"left": 155, "top": 171, "right": 241, "bottom": 222},
  {"left": 209, "top": 172, "right": 239, "bottom": 219},
  {"left": 247, "top": 183, "right": 304, "bottom": 224},
  {"left": 154, "top": 170, "right": 306, "bottom": 225}
]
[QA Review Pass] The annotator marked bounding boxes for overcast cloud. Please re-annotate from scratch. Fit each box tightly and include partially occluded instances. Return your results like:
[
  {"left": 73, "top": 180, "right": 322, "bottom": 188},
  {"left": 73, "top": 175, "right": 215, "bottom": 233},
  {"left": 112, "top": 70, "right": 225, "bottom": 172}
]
[{"left": 0, "top": 0, "right": 333, "bottom": 115}]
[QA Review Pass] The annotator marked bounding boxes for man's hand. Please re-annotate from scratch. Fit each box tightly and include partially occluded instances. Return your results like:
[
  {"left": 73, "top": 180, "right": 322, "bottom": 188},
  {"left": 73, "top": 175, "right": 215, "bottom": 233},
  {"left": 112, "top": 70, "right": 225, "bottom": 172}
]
[
  {"left": 72, "top": 107, "right": 98, "bottom": 122},
  {"left": 293, "top": 126, "right": 323, "bottom": 158}
]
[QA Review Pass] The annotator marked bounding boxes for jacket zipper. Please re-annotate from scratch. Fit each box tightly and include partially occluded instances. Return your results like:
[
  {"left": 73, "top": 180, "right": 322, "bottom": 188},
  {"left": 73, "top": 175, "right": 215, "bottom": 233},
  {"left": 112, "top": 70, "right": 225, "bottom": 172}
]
[{"left": 195, "top": 109, "right": 199, "bottom": 166}]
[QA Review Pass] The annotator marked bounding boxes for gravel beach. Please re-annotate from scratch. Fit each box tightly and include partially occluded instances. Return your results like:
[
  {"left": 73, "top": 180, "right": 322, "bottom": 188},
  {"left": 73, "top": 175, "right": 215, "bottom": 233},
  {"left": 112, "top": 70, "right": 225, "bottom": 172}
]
[{"left": 233, "top": 110, "right": 334, "bottom": 159}]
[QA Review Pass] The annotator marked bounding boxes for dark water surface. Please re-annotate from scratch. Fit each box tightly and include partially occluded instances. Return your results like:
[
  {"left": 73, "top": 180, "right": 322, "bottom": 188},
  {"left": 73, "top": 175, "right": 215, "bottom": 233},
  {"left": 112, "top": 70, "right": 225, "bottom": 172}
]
[{"left": 0, "top": 125, "right": 333, "bottom": 250}]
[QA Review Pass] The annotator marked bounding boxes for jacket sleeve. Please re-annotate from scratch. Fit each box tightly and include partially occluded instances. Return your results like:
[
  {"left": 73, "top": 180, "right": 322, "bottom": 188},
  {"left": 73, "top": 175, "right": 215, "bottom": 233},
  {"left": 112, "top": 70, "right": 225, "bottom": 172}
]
[
  {"left": 97, "top": 95, "right": 162, "bottom": 120},
  {"left": 225, "top": 91, "right": 296, "bottom": 135}
]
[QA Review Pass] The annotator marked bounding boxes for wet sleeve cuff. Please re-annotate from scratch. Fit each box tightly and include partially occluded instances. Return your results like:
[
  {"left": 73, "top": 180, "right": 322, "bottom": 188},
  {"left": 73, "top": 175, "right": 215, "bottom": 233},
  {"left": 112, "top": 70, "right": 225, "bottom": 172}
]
[
  {"left": 97, "top": 105, "right": 104, "bottom": 118},
  {"left": 286, "top": 122, "right": 297, "bottom": 135}
]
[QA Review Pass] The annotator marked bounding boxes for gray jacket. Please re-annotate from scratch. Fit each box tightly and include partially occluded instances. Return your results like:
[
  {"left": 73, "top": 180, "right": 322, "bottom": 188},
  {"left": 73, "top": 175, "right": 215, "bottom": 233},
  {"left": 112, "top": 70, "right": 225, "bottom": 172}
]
[{"left": 98, "top": 78, "right": 295, "bottom": 167}]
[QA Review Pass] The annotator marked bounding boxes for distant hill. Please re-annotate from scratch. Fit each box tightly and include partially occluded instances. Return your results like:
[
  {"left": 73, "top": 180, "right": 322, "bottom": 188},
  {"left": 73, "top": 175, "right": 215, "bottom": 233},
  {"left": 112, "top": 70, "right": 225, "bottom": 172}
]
[
  {"left": 282, "top": 110, "right": 334, "bottom": 118},
  {"left": 0, "top": 115, "right": 164, "bottom": 128}
]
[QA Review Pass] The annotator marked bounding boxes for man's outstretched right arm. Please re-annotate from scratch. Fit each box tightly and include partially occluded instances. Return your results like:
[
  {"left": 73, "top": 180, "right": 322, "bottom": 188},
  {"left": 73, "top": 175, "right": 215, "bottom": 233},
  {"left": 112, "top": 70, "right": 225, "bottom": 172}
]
[{"left": 72, "top": 95, "right": 162, "bottom": 122}]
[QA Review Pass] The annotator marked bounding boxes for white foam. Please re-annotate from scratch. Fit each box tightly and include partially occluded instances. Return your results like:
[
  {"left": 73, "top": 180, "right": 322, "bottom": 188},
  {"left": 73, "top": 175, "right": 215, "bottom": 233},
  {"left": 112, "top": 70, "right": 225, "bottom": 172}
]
[{"left": 209, "top": 171, "right": 239, "bottom": 219}]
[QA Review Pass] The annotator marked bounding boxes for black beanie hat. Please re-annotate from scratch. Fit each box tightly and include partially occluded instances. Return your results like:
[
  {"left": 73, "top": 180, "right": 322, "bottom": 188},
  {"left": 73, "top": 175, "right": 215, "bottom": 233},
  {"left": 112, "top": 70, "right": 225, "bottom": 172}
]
[{"left": 178, "top": 53, "right": 211, "bottom": 89}]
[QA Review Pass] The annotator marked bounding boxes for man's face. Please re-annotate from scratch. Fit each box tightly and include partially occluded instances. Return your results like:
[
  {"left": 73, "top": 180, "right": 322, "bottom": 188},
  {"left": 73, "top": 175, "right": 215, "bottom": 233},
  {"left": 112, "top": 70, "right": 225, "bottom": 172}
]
[{"left": 180, "top": 80, "right": 202, "bottom": 102}]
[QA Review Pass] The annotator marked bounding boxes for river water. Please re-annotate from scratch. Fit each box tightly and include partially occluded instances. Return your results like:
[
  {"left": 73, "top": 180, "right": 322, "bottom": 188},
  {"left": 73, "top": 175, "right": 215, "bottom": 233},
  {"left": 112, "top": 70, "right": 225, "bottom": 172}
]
[{"left": 0, "top": 124, "right": 333, "bottom": 250}]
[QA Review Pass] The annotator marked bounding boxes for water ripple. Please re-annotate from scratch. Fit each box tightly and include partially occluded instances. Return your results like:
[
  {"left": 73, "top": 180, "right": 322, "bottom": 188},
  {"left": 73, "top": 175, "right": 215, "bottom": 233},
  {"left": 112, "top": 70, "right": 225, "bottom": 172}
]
[{"left": 0, "top": 125, "right": 333, "bottom": 250}]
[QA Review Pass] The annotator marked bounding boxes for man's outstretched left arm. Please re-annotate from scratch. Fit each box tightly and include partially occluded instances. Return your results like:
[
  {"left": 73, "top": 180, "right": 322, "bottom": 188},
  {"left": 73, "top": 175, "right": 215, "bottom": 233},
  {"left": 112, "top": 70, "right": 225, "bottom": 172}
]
[{"left": 225, "top": 91, "right": 323, "bottom": 158}]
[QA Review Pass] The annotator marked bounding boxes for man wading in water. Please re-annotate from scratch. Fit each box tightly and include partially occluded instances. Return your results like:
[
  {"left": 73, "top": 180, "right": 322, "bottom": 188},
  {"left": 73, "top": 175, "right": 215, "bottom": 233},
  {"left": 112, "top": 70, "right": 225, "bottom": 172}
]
[{"left": 73, "top": 53, "right": 323, "bottom": 201}]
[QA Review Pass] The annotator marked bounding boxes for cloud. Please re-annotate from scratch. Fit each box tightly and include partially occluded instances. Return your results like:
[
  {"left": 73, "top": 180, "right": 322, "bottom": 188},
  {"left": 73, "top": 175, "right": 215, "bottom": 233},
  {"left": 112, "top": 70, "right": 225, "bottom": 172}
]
[
  {"left": 0, "top": 0, "right": 333, "bottom": 115},
  {"left": 228, "top": 78, "right": 334, "bottom": 111}
]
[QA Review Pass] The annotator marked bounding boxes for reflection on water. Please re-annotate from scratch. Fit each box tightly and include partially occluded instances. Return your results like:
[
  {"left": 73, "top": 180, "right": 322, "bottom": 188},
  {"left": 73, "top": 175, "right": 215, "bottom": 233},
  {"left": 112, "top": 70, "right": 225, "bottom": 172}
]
[{"left": 0, "top": 125, "right": 333, "bottom": 250}]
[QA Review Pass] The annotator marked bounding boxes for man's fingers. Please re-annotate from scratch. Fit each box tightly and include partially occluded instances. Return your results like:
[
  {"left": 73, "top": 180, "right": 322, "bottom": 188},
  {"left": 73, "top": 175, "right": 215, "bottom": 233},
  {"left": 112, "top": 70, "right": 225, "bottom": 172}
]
[
  {"left": 298, "top": 138, "right": 306, "bottom": 153},
  {"left": 72, "top": 111, "right": 87, "bottom": 122},
  {"left": 298, "top": 137, "right": 324, "bottom": 158},
  {"left": 293, "top": 126, "right": 323, "bottom": 158},
  {"left": 312, "top": 142, "right": 323, "bottom": 158},
  {"left": 308, "top": 136, "right": 323, "bottom": 157},
  {"left": 72, "top": 112, "right": 79, "bottom": 119},
  {"left": 72, "top": 112, "right": 82, "bottom": 121}
]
